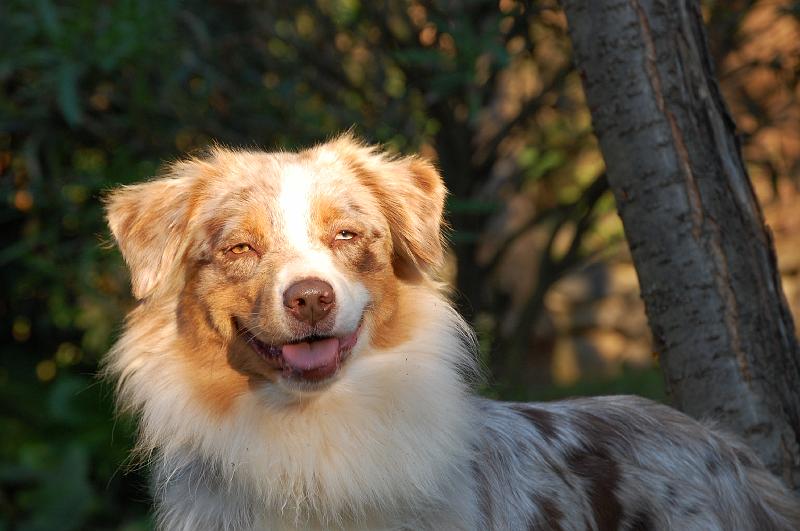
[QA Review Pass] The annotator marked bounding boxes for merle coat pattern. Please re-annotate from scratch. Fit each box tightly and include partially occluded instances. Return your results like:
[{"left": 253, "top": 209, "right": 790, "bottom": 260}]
[{"left": 105, "top": 137, "right": 800, "bottom": 530}]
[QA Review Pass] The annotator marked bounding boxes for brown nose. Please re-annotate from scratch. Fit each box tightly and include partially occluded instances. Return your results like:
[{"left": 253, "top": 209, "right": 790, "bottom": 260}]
[{"left": 283, "top": 279, "right": 335, "bottom": 325}]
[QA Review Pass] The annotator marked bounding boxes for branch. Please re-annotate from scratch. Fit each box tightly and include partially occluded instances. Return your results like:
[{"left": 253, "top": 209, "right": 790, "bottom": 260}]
[
  {"left": 475, "top": 66, "right": 572, "bottom": 176},
  {"left": 482, "top": 172, "right": 609, "bottom": 275},
  {"left": 490, "top": 172, "right": 609, "bottom": 382}
]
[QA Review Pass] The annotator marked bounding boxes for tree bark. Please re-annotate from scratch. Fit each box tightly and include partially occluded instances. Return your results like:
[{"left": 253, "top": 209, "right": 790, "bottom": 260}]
[{"left": 562, "top": 0, "right": 800, "bottom": 490}]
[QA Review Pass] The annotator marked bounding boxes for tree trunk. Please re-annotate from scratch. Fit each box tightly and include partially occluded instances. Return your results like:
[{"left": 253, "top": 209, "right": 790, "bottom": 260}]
[{"left": 562, "top": 0, "right": 800, "bottom": 490}]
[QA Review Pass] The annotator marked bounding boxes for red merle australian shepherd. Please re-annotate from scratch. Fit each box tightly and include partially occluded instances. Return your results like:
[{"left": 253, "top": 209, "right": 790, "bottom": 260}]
[{"left": 105, "top": 135, "right": 800, "bottom": 530}]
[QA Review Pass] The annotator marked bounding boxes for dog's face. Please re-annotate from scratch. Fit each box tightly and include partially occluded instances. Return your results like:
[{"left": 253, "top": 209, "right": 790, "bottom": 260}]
[{"left": 106, "top": 136, "right": 446, "bottom": 395}]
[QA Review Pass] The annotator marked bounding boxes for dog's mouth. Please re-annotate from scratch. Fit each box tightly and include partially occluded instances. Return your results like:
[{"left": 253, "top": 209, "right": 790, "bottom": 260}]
[{"left": 236, "top": 321, "right": 361, "bottom": 383}]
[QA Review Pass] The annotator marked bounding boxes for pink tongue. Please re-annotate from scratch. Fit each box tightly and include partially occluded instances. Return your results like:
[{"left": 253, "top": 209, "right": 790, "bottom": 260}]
[{"left": 281, "top": 338, "right": 340, "bottom": 371}]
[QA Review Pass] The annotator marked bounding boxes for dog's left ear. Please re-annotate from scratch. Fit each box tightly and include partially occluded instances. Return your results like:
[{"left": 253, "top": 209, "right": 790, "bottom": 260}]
[
  {"left": 331, "top": 136, "right": 447, "bottom": 279},
  {"left": 388, "top": 156, "right": 447, "bottom": 276}
]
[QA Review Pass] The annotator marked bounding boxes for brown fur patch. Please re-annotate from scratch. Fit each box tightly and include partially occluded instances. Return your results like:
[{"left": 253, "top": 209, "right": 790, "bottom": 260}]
[
  {"left": 174, "top": 285, "right": 250, "bottom": 417},
  {"left": 368, "top": 280, "right": 421, "bottom": 351},
  {"left": 511, "top": 404, "right": 558, "bottom": 441},
  {"left": 565, "top": 445, "right": 623, "bottom": 531},
  {"left": 354, "top": 247, "right": 381, "bottom": 274},
  {"left": 565, "top": 411, "right": 625, "bottom": 530},
  {"left": 530, "top": 495, "right": 565, "bottom": 531},
  {"left": 626, "top": 510, "right": 653, "bottom": 531}
]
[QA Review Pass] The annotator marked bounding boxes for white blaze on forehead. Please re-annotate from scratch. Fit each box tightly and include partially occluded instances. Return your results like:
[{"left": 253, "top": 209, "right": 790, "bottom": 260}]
[
  {"left": 277, "top": 163, "right": 315, "bottom": 252},
  {"left": 275, "top": 163, "right": 370, "bottom": 333}
]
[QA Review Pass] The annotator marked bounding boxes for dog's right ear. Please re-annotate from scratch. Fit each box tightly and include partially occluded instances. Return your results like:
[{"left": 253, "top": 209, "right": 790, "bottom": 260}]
[{"left": 105, "top": 159, "right": 206, "bottom": 300}]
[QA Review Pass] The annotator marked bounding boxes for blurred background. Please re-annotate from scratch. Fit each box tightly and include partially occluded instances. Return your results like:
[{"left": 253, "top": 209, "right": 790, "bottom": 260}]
[{"left": 1, "top": 0, "right": 799, "bottom": 529}]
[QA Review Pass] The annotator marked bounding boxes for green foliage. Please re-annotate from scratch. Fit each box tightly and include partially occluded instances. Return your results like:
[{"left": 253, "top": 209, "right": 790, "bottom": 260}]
[
  {"left": 0, "top": 363, "right": 150, "bottom": 529},
  {"left": 498, "top": 364, "right": 667, "bottom": 404},
  {"left": 0, "top": 1, "right": 666, "bottom": 528}
]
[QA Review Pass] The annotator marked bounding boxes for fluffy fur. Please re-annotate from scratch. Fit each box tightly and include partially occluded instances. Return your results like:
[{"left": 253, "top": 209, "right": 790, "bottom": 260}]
[{"left": 105, "top": 135, "right": 800, "bottom": 530}]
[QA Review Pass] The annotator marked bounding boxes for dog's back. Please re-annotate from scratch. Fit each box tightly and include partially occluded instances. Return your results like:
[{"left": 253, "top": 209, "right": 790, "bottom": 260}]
[{"left": 472, "top": 396, "right": 800, "bottom": 530}]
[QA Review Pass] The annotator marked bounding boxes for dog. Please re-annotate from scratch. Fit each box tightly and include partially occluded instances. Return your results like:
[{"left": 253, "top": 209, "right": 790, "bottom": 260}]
[{"left": 105, "top": 135, "right": 800, "bottom": 530}]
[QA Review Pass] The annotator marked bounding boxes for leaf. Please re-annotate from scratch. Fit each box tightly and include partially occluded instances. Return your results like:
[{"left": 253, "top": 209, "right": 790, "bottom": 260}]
[
  {"left": 47, "top": 375, "right": 87, "bottom": 425},
  {"left": 57, "top": 62, "right": 82, "bottom": 126},
  {"left": 34, "top": 0, "right": 61, "bottom": 41},
  {"left": 447, "top": 197, "right": 501, "bottom": 215}
]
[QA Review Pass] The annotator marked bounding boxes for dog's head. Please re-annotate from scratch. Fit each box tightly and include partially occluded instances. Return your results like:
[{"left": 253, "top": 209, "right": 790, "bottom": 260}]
[{"left": 106, "top": 135, "right": 446, "bottom": 393}]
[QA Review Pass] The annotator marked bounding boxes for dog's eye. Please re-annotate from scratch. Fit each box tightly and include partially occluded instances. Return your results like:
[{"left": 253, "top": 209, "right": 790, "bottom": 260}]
[
  {"left": 228, "top": 243, "right": 252, "bottom": 255},
  {"left": 334, "top": 230, "right": 357, "bottom": 241}
]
